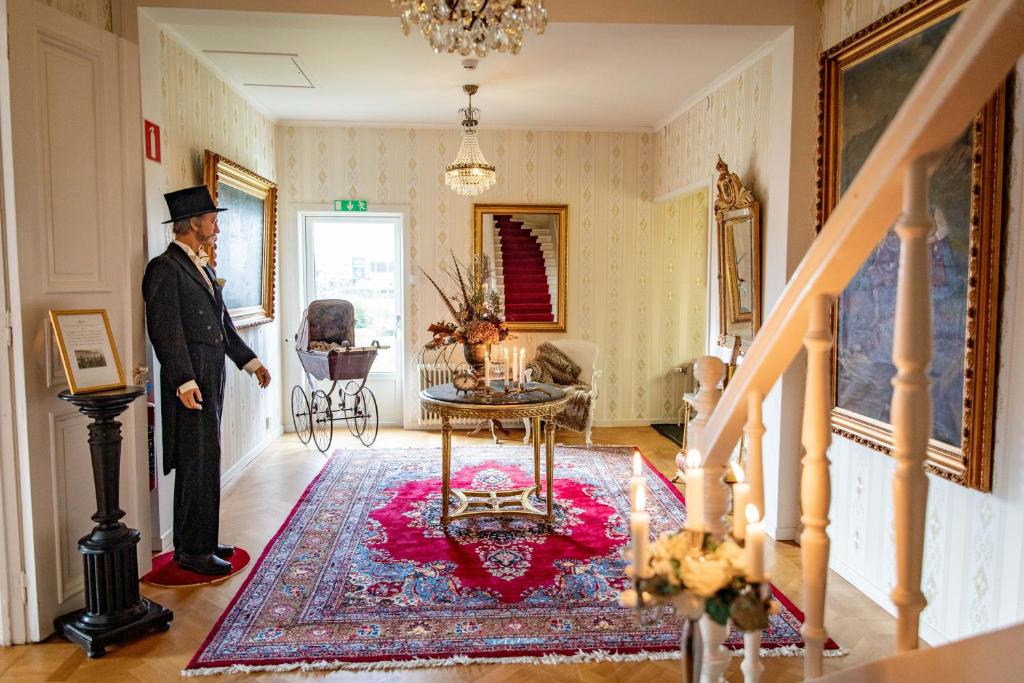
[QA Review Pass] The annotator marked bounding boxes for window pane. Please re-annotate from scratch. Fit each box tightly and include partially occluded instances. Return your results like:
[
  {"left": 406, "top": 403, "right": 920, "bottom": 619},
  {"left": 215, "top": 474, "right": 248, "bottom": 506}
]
[{"left": 309, "top": 220, "right": 397, "bottom": 373}]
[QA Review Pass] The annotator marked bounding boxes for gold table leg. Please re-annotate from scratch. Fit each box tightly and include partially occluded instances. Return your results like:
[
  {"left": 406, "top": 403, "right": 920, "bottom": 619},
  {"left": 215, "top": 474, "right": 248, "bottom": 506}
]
[
  {"left": 441, "top": 416, "right": 452, "bottom": 530},
  {"left": 532, "top": 416, "right": 542, "bottom": 490},
  {"left": 545, "top": 417, "right": 556, "bottom": 523}
]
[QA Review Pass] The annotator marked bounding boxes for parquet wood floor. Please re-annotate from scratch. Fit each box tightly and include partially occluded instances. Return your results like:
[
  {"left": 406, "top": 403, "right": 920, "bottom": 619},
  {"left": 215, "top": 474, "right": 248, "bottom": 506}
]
[{"left": 0, "top": 427, "right": 898, "bottom": 681}]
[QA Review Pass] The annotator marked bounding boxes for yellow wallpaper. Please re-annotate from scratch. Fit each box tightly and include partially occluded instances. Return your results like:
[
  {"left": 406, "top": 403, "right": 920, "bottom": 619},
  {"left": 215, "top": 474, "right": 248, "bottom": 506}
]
[
  {"left": 818, "top": 0, "right": 908, "bottom": 49},
  {"left": 279, "top": 125, "right": 701, "bottom": 422},
  {"left": 36, "top": 0, "right": 111, "bottom": 31},
  {"left": 158, "top": 30, "right": 281, "bottom": 475},
  {"left": 653, "top": 55, "right": 773, "bottom": 203}
]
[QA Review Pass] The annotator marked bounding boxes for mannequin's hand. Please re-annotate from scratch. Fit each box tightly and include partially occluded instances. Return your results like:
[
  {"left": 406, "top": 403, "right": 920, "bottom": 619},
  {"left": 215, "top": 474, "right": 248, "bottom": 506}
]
[
  {"left": 179, "top": 387, "right": 203, "bottom": 410},
  {"left": 255, "top": 366, "right": 271, "bottom": 388}
]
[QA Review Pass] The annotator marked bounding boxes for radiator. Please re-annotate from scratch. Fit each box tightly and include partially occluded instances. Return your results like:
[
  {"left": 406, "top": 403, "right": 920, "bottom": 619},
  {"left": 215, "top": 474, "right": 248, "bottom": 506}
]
[{"left": 417, "top": 363, "right": 476, "bottom": 428}]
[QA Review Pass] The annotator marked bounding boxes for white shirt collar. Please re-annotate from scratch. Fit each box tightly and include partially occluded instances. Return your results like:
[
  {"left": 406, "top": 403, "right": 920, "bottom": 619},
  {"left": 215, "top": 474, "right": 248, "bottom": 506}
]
[{"left": 172, "top": 240, "right": 207, "bottom": 260}]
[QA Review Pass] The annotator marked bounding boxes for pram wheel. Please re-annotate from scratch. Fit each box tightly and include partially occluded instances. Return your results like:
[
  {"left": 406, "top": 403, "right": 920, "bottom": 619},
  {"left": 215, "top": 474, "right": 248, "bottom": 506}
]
[
  {"left": 291, "top": 385, "right": 313, "bottom": 444},
  {"left": 356, "top": 386, "right": 378, "bottom": 447},
  {"left": 310, "top": 389, "right": 334, "bottom": 453}
]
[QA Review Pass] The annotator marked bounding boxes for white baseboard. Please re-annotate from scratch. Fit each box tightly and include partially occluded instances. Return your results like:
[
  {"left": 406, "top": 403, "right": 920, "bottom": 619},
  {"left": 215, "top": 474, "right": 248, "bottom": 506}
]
[
  {"left": 771, "top": 525, "right": 799, "bottom": 541},
  {"left": 157, "top": 528, "right": 173, "bottom": 552},
  {"left": 828, "top": 553, "right": 942, "bottom": 646},
  {"left": 221, "top": 425, "right": 284, "bottom": 488},
  {"left": 594, "top": 418, "right": 676, "bottom": 427}
]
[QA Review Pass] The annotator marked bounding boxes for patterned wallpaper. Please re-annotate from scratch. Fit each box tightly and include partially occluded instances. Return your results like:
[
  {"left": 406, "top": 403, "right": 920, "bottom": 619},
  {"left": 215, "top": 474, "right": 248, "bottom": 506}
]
[
  {"left": 819, "top": 0, "right": 1024, "bottom": 644},
  {"left": 278, "top": 125, "right": 704, "bottom": 422},
  {"left": 653, "top": 55, "right": 773, "bottom": 204},
  {"left": 36, "top": 0, "right": 111, "bottom": 31},
  {"left": 159, "top": 30, "right": 282, "bottom": 477}
]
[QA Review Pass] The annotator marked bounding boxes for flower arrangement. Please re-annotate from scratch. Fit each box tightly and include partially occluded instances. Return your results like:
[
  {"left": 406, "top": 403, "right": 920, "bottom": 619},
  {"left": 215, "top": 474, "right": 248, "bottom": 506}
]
[
  {"left": 422, "top": 251, "right": 509, "bottom": 354},
  {"left": 631, "top": 529, "right": 775, "bottom": 631}
]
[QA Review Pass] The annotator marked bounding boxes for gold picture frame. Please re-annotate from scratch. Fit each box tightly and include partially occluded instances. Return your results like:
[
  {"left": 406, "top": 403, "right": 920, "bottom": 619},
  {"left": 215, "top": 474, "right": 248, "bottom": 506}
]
[
  {"left": 203, "top": 150, "right": 278, "bottom": 328},
  {"left": 49, "top": 309, "right": 126, "bottom": 394},
  {"left": 472, "top": 204, "right": 568, "bottom": 332},
  {"left": 714, "top": 157, "right": 761, "bottom": 350},
  {"left": 818, "top": 0, "right": 1007, "bottom": 491}
]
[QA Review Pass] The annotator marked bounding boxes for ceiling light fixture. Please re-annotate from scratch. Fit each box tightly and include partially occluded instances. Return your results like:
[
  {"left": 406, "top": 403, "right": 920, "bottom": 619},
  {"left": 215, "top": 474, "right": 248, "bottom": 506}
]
[
  {"left": 391, "top": 0, "right": 548, "bottom": 56},
  {"left": 445, "top": 84, "right": 496, "bottom": 197}
]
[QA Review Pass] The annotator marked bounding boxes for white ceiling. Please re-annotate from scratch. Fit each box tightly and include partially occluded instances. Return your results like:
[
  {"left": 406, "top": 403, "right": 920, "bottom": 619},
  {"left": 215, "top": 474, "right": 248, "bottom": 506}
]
[{"left": 148, "top": 9, "right": 784, "bottom": 130}]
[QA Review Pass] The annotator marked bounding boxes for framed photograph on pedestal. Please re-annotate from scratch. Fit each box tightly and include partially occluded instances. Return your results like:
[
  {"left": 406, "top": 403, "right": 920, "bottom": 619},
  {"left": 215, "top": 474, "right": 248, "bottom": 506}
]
[{"left": 49, "top": 309, "right": 126, "bottom": 394}]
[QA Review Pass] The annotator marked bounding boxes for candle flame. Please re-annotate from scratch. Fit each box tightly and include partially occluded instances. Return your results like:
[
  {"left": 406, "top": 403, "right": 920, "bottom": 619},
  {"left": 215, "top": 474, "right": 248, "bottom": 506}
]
[
  {"left": 745, "top": 503, "right": 761, "bottom": 524},
  {"left": 730, "top": 461, "right": 745, "bottom": 483},
  {"left": 685, "top": 448, "right": 701, "bottom": 469},
  {"left": 633, "top": 451, "right": 642, "bottom": 476},
  {"left": 636, "top": 486, "right": 646, "bottom": 512}
]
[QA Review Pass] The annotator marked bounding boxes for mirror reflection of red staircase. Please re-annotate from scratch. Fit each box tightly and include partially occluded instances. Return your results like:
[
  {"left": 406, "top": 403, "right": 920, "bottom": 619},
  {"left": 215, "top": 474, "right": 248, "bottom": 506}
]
[{"left": 495, "top": 216, "right": 555, "bottom": 323}]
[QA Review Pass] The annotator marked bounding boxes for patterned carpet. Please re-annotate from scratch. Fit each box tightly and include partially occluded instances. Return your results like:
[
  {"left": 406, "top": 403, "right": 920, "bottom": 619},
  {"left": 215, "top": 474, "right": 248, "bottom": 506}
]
[{"left": 185, "top": 446, "right": 840, "bottom": 675}]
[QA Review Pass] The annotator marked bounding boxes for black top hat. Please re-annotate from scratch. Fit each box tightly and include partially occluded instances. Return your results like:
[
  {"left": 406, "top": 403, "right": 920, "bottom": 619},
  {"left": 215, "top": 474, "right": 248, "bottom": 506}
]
[{"left": 162, "top": 185, "right": 228, "bottom": 224}]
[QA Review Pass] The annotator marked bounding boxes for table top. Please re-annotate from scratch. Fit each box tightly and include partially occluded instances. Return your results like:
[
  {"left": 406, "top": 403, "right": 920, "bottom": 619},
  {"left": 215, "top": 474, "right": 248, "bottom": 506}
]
[{"left": 420, "top": 382, "right": 566, "bottom": 406}]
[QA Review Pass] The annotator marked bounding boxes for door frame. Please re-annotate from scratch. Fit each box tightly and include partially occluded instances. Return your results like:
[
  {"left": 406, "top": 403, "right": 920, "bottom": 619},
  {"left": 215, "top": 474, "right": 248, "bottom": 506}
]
[
  {"left": 280, "top": 203, "right": 412, "bottom": 430},
  {"left": 0, "top": 0, "right": 28, "bottom": 644}
]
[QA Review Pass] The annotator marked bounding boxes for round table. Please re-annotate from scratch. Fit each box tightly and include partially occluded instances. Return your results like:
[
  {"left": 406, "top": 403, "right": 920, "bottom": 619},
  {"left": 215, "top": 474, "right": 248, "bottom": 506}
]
[{"left": 419, "top": 382, "right": 569, "bottom": 528}]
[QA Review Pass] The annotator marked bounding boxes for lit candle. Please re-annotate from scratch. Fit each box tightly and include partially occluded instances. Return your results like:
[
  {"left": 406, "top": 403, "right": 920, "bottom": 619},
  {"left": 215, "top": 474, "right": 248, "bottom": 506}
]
[
  {"left": 684, "top": 449, "right": 704, "bottom": 531},
  {"left": 630, "top": 450, "right": 644, "bottom": 510},
  {"left": 745, "top": 504, "right": 765, "bottom": 582},
  {"left": 503, "top": 348, "right": 510, "bottom": 390},
  {"left": 512, "top": 345, "right": 519, "bottom": 387},
  {"left": 484, "top": 348, "right": 491, "bottom": 389},
  {"left": 631, "top": 486, "right": 650, "bottom": 578},
  {"left": 519, "top": 348, "right": 526, "bottom": 388},
  {"left": 731, "top": 461, "right": 750, "bottom": 541}
]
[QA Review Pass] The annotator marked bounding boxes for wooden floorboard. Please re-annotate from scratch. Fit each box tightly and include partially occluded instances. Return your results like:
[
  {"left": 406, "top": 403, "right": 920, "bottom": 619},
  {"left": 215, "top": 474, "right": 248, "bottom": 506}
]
[{"left": 0, "top": 426, "right": 898, "bottom": 681}]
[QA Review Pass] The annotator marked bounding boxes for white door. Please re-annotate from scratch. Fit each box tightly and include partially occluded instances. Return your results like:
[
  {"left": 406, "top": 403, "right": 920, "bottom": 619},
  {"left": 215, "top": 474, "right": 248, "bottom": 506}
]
[
  {"left": 4, "top": 0, "right": 148, "bottom": 640},
  {"left": 302, "top": 214, "right": 404, "bottom": 426}
]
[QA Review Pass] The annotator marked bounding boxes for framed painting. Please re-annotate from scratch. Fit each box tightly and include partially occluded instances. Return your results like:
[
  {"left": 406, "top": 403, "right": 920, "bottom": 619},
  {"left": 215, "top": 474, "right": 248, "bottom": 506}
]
[
  {"left": 49, "top": 309, "right": 126, "bottom": 394},
  {"left": 203, "top": 150, "right": 278, "bottom": 327},
  {"left": 818, "top": 0, "right": 1007, "bottom": 491},
  {"left": 472, "top": 204, "right": 568, "bottom": 332}
]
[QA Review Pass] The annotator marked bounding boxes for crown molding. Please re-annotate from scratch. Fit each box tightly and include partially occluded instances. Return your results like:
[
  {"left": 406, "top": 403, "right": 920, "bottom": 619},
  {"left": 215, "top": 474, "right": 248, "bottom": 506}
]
[{"left": 276, "top": 119, "right": 654, "bottom": 134}]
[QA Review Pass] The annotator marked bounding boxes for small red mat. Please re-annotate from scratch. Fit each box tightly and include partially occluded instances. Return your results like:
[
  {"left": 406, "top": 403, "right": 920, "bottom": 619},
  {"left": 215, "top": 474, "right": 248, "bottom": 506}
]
[{"left": 143, "top": 548, "right": 251, "bottom": 587}]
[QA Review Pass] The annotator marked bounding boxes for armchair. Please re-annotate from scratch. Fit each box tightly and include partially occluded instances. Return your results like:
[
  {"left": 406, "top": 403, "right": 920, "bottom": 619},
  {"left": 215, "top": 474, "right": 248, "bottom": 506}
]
[{"left": 523, "top": 339, "right": 600, "bottom": 447}]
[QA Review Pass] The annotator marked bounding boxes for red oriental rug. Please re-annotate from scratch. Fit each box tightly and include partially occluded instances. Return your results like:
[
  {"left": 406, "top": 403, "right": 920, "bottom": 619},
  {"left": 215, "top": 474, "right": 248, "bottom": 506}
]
[{"left": 184, "top": 446, "right": 842, "bottom": 675}]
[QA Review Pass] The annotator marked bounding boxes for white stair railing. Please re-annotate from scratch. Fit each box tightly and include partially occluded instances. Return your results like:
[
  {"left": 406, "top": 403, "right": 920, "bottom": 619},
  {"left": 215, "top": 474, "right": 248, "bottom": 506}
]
[{"left": 681, "top": 0, "right": 1024, "bottom": 679}]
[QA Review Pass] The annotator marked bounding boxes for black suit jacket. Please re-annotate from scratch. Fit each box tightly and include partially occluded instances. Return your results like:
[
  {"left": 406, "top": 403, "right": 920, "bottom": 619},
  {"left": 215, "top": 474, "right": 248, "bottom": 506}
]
[{"left": 143, "top": 243, "right": 256, "bottom": 473}]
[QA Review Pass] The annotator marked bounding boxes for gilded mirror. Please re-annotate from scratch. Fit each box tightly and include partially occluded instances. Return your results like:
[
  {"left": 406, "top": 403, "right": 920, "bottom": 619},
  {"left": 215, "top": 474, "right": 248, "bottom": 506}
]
[
  {"left": 472, "top": 204, "right": 568, "bottom": 332},
  {"left": 714, "top": 157, "right": 761, "bottom": 348}
]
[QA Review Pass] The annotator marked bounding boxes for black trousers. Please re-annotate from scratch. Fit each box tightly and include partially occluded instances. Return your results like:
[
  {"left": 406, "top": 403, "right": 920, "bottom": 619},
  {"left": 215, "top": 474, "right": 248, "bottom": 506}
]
[{"left": 172, "top": 344, "right": 226, "bottom": 555}]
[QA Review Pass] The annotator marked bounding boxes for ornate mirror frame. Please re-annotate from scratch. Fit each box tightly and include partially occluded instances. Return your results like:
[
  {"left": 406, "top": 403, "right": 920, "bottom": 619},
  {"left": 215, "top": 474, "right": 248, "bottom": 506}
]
[
  {"left": 472, "top": 204, "right": 568, "bottom": 332},
  {"left": 714, "top": 157, "right": 761, "bottom": 349}
]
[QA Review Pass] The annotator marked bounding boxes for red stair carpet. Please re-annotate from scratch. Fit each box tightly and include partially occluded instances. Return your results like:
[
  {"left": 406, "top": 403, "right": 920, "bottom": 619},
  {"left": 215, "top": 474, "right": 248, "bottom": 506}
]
[{"left": 495, "top": 215, "right": 554, "bottom": 323}]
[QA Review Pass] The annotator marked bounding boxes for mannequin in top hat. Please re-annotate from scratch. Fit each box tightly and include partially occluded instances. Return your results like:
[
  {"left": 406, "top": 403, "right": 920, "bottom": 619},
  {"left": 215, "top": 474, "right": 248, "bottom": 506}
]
[{"left": 143, "top": 185, "right": 272, "bottom": 575}]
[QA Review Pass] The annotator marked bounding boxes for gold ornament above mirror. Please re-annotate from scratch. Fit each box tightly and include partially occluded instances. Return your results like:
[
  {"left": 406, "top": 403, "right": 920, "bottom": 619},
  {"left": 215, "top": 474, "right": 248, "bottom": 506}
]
[{"left": 714, "top": 156, "right": 761, "bottom": 350}]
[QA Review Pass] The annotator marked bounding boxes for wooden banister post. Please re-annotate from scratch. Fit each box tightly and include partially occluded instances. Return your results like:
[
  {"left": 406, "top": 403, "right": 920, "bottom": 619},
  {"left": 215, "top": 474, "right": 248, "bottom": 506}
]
[
  {"left": 744, "top": 390, "right": 766, "bottom": 515},
  {"left": 890, "top": 156, "right": 933, "bottom": 651},
  {"left": 800, "top": 293, "right": 834, "bottom": 680}
]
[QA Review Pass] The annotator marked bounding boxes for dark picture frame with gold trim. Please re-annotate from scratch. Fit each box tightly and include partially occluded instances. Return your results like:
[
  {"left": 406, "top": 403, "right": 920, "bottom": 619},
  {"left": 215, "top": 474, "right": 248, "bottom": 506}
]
[
  {"left": 49, "top": 309, "right": 126, "bottom": 394},
  {"left": 203, "top": 150, "right": 278, "bottom": 328},
  {"left": 472, "top": 204, "right": 568, "bottom": 333},
  {"left": 817, "top": 0, "right": 1007, "bottom": 491}
]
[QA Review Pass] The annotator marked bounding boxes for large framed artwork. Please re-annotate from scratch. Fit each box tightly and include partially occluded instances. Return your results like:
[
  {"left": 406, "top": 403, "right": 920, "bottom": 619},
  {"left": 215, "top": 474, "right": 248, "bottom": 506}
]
[
  {"left": 472, "top": 204, "right": 568, "bottom": 332},
  {"left": 818, "top": 0, "right": 1008, "bottom": 491},
  {"left": 203, "top": 150, "right": 278, "bottom": 327}
]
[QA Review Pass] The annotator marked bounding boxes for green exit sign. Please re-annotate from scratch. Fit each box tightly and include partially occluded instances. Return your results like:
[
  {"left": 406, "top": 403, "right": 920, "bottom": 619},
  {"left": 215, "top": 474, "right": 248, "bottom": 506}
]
[{"left": 334, "top": 199, "right": 368, "bottom": 212}]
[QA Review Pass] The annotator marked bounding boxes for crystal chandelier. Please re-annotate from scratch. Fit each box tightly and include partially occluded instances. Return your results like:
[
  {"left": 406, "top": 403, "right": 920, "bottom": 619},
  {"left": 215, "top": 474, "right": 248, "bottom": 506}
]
[
  {"left": 445, "top": 84, "right": 497, "bottom": 197},
  {"left": 391, "top": 0, "right": 548, "bottom": 56}
]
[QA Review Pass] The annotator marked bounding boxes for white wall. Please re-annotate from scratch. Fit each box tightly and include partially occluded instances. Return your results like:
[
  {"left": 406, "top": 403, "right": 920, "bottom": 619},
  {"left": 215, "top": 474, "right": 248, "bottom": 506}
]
[
  {"left": 820, "top": 0, "right": 1024, "bottom": 644},
  {"left": 139, "top": 15, "right": 283, "bottom": 549}
]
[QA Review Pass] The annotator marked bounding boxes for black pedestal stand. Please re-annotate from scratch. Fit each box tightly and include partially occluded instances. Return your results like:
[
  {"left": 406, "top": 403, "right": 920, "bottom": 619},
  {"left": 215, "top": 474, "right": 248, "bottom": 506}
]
[{"left": 55, "top": 386, "right": 173, "bottom": 658}]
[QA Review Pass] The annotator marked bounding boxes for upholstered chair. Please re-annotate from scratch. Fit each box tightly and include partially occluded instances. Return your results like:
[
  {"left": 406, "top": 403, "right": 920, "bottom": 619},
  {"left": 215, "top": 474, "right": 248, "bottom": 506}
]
[{"left": 523, "top": 339, "right": 600, "bottom": 447}]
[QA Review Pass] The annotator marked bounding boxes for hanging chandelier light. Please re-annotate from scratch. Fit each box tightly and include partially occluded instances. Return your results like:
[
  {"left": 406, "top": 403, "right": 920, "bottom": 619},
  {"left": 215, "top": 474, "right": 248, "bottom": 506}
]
[
  {"left": 445, "top": 84, "right": 497, "bottom": 197},
  {"left": 391, "top": 0, "right": 548, "bottom": 56}
]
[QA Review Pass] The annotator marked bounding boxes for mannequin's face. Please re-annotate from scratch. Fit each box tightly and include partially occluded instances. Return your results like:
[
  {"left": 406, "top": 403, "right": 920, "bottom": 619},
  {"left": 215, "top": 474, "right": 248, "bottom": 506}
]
[{"left": 191, "top": 212, "right": 220, "bottom": 247}]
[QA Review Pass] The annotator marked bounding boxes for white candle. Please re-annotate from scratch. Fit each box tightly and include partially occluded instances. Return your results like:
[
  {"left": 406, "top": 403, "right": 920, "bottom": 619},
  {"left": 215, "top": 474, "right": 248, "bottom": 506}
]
[
  {"left": 512, "top": 345, "right": 518, "bottom": 387},
  {"left": 684, "top": 449, "right": 705, "bottom": 531},
  {"left": 503, "top": 348, "right": 510, "bottom": 390},
  {"left": 630, "top": 450, "right": 644, "bottom": 510},
  {"left": 745, "top": 504, "right": 765, "bottom": 582},
  {"left": 631, "top": 486, "right": 650, "bottom": 578},
  {"left": 730, "top": 461, "right": 750, "bottom": 541},
  {"left": 519, "top": 348, "right": 526, "bottom": 388},
  {"left": 484, "top": 348, "right": 491, "bottom": 388}
]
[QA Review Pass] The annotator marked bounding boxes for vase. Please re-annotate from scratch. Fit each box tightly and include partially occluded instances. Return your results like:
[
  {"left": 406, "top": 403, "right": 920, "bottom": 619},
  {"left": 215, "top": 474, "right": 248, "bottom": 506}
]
[{"left": 462, "top": 343, "right": 488, "bottom": 372}]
